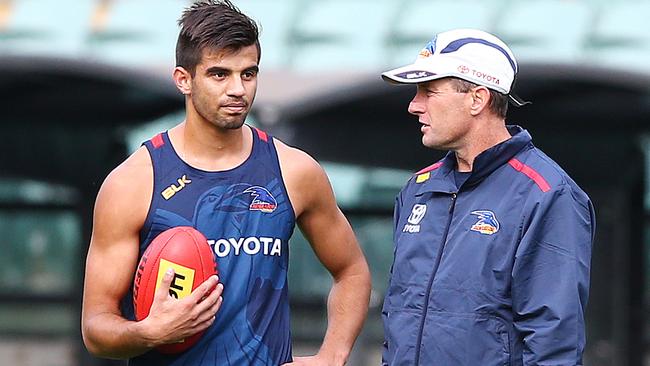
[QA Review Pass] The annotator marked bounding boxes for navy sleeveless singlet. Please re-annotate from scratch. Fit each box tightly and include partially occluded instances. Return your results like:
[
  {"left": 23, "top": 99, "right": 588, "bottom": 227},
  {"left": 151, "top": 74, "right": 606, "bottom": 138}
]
[{"left": 122, "top": 126, "right": 296, "bottom": 365}]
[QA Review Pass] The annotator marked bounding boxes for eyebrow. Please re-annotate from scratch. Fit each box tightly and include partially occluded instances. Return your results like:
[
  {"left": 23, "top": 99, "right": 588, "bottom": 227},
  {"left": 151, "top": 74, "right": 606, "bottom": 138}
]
[
  {"left": 205, "top": 65, "right": 259, "bottom": 75},
  {"left": 245, "top": 65, "right": 260, "bottom": 73},
  {"left": 418, "top": 84, "right": 437, "bottom": 92}
]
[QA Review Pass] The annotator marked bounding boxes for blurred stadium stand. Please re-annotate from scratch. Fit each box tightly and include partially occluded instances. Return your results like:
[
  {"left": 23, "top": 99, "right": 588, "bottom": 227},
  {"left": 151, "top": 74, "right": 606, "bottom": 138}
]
[
  {"left": 0, "top": 0, "right": 94, "bottom": 56},
  {"left": 587, "top": 1, "right": 650, "bottom": 70},
  {"left": 0, "top": 0, "right": 647, "bottom": 73},
  {"left": 1, "top": 1, "right": 649, "bottom": 366},
  {"left": 495, "top": 0, "right": 594, "bottom": 62},
  {"left": 86, "top": 0, "right": 186, "bottom": 68},
  {"left": 235, "top": 0, "right": 300, "bottom": 68},
  {"left": 389, "top": 0, "right": 498, "bottom": 65},
  {"left": 288, "top": 0, "right": 398, "bottom": 71}
]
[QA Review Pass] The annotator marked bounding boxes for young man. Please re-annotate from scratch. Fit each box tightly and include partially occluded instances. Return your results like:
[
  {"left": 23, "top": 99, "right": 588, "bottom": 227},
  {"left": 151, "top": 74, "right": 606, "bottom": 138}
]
[
  {"left": 380, "top": 29, "right": 595, "bottom": 365},
  {"left": 81, "top": 1, "right": 371, "bottom": 365}
]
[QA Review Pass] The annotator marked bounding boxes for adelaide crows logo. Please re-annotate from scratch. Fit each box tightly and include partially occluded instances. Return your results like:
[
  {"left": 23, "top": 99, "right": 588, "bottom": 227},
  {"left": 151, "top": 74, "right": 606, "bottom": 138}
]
[
  {"left": 243, "top": 186, "right": 277, "bottom": 213},
  {"left": 470, "top": 210, "right": 500, "bottom": 235},
  {"left": 420, "top": 36, "right": 437, "bottom": 57}
]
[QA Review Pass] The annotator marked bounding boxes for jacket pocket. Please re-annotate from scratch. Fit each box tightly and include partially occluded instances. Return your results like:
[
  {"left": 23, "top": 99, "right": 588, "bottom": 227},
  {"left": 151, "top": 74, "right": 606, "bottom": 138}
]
[
  {"left": 418, "top": 311, "right": 512, "bottom": 366},
  {"left": 491, "top": 315, "right": 512, "bottom": 364},
  {"left": 382, "top": 308, "right": 421, "bottom": 366}
]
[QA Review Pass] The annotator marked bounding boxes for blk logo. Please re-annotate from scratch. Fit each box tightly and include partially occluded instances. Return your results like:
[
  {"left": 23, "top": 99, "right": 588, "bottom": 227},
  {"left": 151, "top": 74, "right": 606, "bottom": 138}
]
[{"left": 161, "top": 175, "right": 192, "bottom": 200}]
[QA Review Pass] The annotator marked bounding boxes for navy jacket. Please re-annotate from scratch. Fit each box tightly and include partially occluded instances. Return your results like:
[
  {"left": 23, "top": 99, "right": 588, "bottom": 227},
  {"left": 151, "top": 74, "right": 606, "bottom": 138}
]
[{"left": 382, "top": 126, "right": 595, "bottom": 366}]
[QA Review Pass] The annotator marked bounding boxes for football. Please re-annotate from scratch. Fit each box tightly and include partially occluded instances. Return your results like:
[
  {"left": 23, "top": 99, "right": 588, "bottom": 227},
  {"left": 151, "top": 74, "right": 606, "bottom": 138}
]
[{"left": 132, "top": 226, "right": 217, "bottom": 354}]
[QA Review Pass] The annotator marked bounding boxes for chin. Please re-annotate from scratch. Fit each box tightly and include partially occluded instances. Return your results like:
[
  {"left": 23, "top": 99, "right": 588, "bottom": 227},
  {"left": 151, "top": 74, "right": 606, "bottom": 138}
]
[
  {"left": 212, "top": 116, "right": 247, "bottom": 130},
  {"left": 223, "top": 120, "right": 246, "bottom": 130},
  {"left": 422, "top": 136, "right": 436, "bottom": 149},
  {"left": 422, "top": 136, "right": 446, "bottom": 150}
]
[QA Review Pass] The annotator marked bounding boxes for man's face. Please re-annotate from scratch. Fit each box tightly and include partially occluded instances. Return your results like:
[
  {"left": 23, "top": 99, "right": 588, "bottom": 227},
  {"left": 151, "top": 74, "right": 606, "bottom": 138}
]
[
  {"left": 407, "top": 78, "right": 473, "bottom": 150},
  {"left": 189, "top": 44, "right": 259, "bottom": 130}
]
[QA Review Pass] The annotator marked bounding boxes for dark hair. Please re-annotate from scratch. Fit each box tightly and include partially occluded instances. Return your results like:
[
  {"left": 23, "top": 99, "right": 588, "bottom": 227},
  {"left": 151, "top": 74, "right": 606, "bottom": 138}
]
[
  {"left": 451, "top": 78, "right": 509, "bottom": 119},
  {"left": 176, "top": 0, "right": 260, "bottom": 75}
]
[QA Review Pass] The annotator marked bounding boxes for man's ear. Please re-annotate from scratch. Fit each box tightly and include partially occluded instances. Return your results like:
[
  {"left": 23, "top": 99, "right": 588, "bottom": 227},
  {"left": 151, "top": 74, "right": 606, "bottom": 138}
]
[
  {"left": 173, "top": 66, "right": 192, "bottom": 95},
  {"left": 469, "top": 86, "right": 490, "bottom": 116}
]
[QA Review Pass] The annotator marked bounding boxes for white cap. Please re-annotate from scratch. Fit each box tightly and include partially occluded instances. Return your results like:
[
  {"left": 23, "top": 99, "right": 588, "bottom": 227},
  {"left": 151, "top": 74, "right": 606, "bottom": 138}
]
[{"left": 382, "top": 28, "right": 529, "bottom": 106}]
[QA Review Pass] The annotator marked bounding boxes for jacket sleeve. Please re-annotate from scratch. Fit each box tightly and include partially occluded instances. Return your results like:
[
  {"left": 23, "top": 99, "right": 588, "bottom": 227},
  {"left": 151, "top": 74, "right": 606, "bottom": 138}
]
[{"left": 512, "top": 183, "right": 595, "bottom": 365}]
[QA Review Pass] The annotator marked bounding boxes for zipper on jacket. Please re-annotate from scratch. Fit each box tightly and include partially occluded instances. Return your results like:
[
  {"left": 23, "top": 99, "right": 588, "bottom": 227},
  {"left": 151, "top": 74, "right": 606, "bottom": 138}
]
[{"left": 414, "top": 192, "right": 457, "bottom": 366}]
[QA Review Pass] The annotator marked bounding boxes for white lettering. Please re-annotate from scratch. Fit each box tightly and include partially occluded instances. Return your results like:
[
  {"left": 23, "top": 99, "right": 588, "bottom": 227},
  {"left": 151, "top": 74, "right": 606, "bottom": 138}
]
[
  {"left": 208, "top": 237, "right": 283, "bottom": 257},
  {"left": 208, "top": 239, "right": 231, "bottom": 257},
  {"left": 402, "top": 224, "right": 421, "bottom": 233},
  {"left": 229, "top": 237, "right": 244, "bottom": 255},
  {"left": 271, "top": 238, "right": 282, "bottom": 256},
  {"left": 243, "top": 237, "right": 260, "bottom": 255},
  {"left": 260, "top": 237, "right": 273, "bottom": 255}
]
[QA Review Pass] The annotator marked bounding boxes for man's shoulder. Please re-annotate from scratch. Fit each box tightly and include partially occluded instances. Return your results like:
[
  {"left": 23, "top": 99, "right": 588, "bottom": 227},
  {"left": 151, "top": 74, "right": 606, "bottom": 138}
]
[
  {"left": 272, "top": 139, "right": 332, "bottom": 215},
  {"left": 273, "top": 139, "right": 323, "bottom": 175},
  {"left": 111, "top": 146, "right": 152, "bottom": 178},
  {"left": 99, "top": 146, "right": 153, "bottom": 199},
  {"left": 92, "top": 146, "right": 153, "bottom": 232},
  {"left": 512, "top": 146, "right": 590, "bottom": 204},
  {"left": 400, "top": 159, "right": 445, "bottom": 192}
]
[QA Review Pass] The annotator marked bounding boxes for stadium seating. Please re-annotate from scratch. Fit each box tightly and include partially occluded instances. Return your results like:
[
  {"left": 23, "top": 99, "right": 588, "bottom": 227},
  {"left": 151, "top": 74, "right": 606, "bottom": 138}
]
[
  {"left": 389, "top": 0, "right": 497, "bottom": 65},
  {"left": 0, "top": 0, "right": 94, "bottom": 56},
  {"left": 495, "top": 0, "right": 594, "bottom": 63},
  {"left": 86, "top": 0, "right": 189, "bottom": 68},
  {"left": 235, "top": 0, "right": 299, "bottom": 69},
  {"left": 289, "top": 0, "right": 399, "bottom": 71},
  {"left": 0, "top": 0, "right": 647, "bottom": 73},
  {"left": 587, "top": 1, "right": 650, "bottom": 71}
]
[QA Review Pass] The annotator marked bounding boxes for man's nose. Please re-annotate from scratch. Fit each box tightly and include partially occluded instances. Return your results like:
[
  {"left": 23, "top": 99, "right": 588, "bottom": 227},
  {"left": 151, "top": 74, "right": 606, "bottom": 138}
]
[
  {"left": 408, "top": 94, "right": 425, "bottom": 115},
  {"left": 227, "top": 76, "right": 246, "bottom": 97}
]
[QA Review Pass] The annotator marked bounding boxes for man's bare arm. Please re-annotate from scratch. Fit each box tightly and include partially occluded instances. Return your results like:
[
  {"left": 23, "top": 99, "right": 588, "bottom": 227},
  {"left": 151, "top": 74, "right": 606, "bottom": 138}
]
[
  {"left": 81, "top": 147, "right": 223, "bottom": 359},
  {"left": 277, "top": 143, "right": 371, "bottom": 365}
]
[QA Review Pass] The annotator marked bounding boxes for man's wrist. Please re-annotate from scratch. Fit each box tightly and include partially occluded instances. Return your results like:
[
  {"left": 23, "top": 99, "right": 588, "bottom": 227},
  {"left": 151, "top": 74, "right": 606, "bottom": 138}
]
[
  {"left": 317, "top": 347, "right": 349, "bottom": 366},
  {"left": 130, "top": 318, "right": 158, "bottom": 349}
]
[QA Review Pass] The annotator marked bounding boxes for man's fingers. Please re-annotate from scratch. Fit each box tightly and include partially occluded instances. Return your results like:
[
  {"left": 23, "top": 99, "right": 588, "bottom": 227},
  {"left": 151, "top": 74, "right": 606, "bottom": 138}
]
[
  {"left": 207, "top": 294, "right": 223, "bottom": 316},
  {"left": 154, "top": 268, "right": 175, "bottom": 301},
  {"left": 194, "top": 283, "right": 223, "bottom": 314},
  {"left": 213, "top": 294, "right": 223, "bottom": 313},
  {"left": 195, "top": 295, "right": 222, "bottom": 325},
  {"left": 189, "top": 275, "right": 219, "bottom": 303},
  {"left": 194, "top": 315, "right": 217, "bottom": 332},
  {"left": 211, "top": 283, "right": 224, "bottom": 301}
]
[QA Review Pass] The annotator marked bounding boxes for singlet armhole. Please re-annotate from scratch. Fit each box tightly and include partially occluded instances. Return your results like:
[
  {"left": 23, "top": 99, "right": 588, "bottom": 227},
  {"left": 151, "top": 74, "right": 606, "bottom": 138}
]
[
  {"left": 138, "top": 142, "right": 158, "bottom": 247},
  {"left": 270, "top": 138, "right": 297, "bottom": 224}
]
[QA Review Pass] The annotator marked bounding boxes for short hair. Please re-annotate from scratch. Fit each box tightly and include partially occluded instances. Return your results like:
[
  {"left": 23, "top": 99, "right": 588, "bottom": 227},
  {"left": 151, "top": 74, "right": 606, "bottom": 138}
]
[
  {"left": 176, "top": 0, "right": 260, "bottom": 75},
  {"left": 450, "top": 78, "right": 509, "bottom": 119}
]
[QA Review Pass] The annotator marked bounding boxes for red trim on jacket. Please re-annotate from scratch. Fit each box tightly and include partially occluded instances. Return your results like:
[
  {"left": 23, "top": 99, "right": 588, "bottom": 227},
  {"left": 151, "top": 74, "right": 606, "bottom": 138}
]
[
  {"left": 416, "top": 161, "right": 443, "bottom": 175},
  {"left": 508, "top": 158, "right": 551, "bottom": 192}
]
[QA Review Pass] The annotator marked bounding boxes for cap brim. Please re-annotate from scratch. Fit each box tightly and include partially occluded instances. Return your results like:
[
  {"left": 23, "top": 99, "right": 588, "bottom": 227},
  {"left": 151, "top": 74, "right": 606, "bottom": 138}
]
[
  {"left": 381, "top": 64, "right": 443, "bottom": 84},
  {"left": 508, "top": 93, "right": 532, "bottom": 107},
  {"left": 383, "top": 62, "right": 531, "bottom": 107}
]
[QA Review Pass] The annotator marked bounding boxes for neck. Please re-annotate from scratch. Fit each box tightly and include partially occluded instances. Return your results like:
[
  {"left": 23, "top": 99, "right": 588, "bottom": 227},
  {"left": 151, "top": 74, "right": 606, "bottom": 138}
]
[
  {"left": 454, "top": 121, "right": 511, "bottom": 172},
  {"left": 168, "top": 114, "right": 253, "bottom": 171}
]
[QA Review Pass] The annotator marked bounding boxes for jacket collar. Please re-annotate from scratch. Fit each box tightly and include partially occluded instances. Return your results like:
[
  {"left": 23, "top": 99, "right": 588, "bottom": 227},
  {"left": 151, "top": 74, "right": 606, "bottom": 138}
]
[{"left": 415, "top": 125, "right": 532, "bottom": 195}]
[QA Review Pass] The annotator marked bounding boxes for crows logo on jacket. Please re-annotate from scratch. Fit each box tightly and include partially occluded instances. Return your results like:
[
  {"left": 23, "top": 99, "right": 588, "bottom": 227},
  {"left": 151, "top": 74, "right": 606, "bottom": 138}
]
[{"left": 470, "top": 210, "right": 500, "bottom": 235}]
